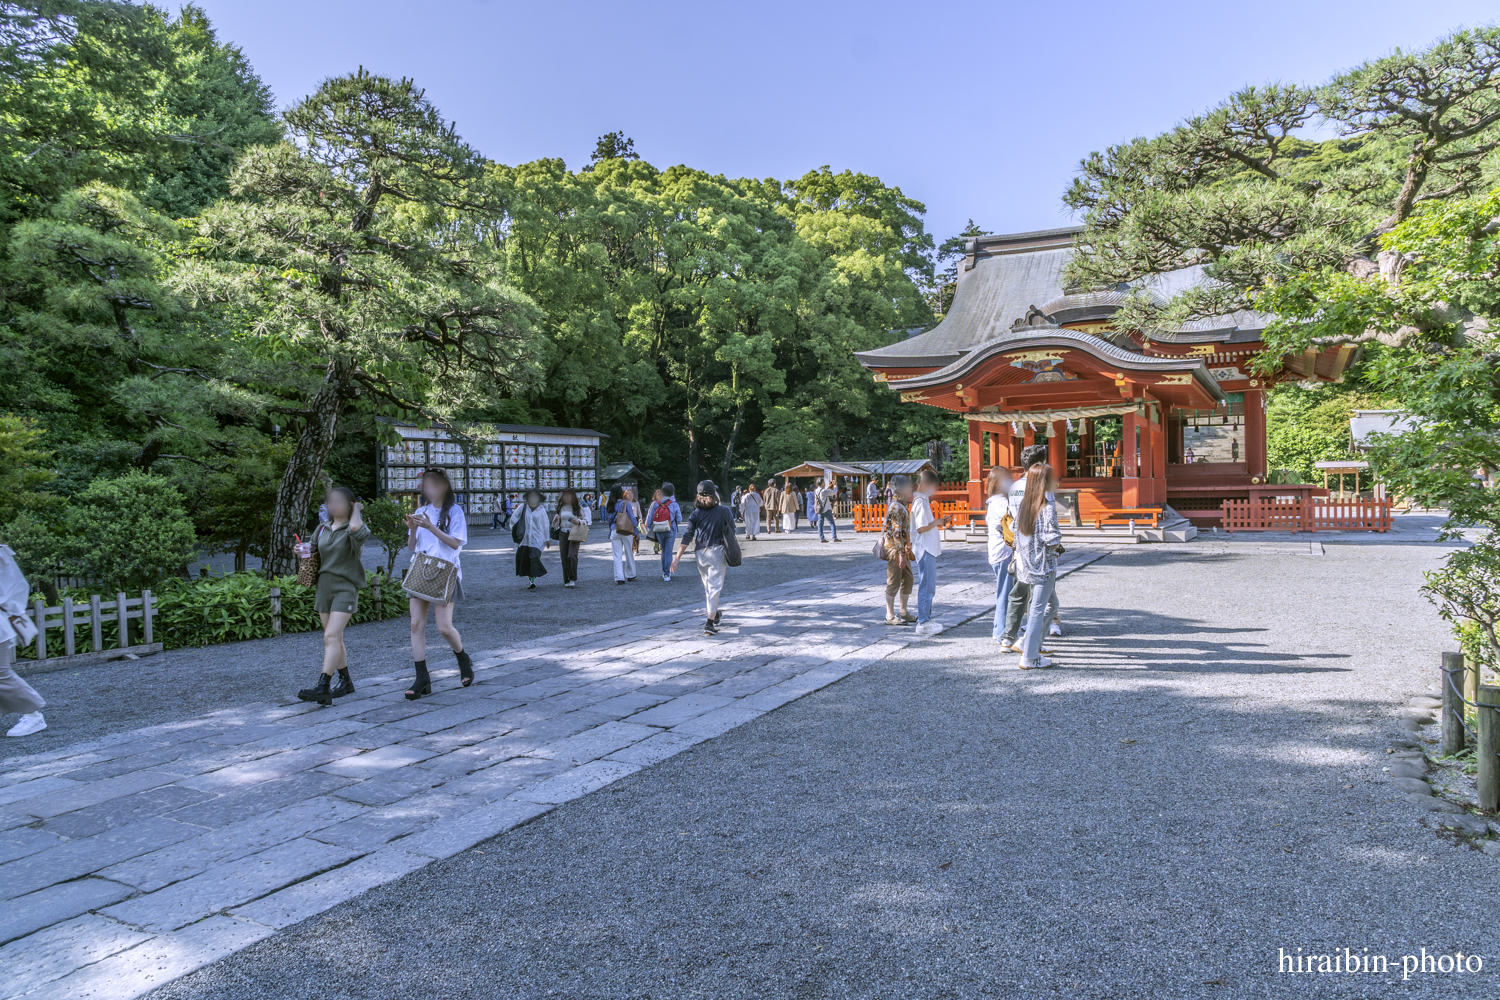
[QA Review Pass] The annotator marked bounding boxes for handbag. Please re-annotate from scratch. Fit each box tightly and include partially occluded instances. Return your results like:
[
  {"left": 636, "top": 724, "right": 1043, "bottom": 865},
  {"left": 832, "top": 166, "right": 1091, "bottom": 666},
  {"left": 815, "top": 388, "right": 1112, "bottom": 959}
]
[
  {"left": 295, "top": 526, "right": 322, "bottom": 586},
  {"left": 511, "top": 516, "right": 525, "bottom": 545},
  {"left": 614, "top": 507, "right": 634, "bottom": 537},
  {"left": 871, "top": 539, "right": 888, "bottom": 561},
  {"left": 722, "top": 511, "right": 742, "bottom": 568},
  {"left": 567, "top": 519, "right": 589, "bottom": 543},
  {"left": 403, "top": 552, "right": 458, "bottom": 603}
]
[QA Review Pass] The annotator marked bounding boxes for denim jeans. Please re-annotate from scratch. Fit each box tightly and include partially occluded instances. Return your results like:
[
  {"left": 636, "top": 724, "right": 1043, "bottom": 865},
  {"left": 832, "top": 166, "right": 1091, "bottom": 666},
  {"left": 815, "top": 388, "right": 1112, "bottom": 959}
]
[
  {"left": 913, "top": 552, "right": 937, "bottom": 624},
  {"left": 992, "top": 563, "right": 1015, "bottom": 641},
  {"left": 1002, "top": 577, "right": 1060, "bottom": 642},
  {"left": 657, "top": 528, "right": 675, "bottom": 575},
  {"left": 1019, "top": 572, "right": 1057, "bottom": 665},
  {"left": 818, "top": 511, "right": 838, "bottom": 541}
]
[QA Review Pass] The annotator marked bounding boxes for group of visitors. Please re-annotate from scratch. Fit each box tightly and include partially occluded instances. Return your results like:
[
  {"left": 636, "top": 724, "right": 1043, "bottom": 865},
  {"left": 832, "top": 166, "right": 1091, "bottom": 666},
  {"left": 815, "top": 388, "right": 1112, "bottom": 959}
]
[{"left": 875, "top": 447, "right": 1063, "bottom": 665}]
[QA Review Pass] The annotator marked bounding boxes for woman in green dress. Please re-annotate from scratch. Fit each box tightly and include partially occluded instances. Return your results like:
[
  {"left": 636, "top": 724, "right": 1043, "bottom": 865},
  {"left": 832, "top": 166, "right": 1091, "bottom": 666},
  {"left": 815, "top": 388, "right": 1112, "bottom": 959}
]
[{"left": 297, "top": 487, "right": 369, "bottom": 706}]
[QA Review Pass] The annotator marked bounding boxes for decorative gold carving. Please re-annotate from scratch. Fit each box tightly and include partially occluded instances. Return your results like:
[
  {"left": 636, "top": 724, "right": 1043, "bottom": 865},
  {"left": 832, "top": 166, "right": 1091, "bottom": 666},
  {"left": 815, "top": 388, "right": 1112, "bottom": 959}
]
[
  {"left": 1003, "top": 349, "right": 1068, "bottom": 364},
  {"left": 1155, "top": 373, "right": 1193, "bottom": 385},
  {"left": 1187, "top": 345, "right": 1217, "bottom": 356}
]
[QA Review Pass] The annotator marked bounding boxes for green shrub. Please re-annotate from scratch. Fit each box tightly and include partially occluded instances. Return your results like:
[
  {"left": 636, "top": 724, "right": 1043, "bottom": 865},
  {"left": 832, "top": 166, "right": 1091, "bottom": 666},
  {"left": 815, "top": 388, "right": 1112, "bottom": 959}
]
[{"left": 62, "top": 472, "right": 198, "bottom": 590}]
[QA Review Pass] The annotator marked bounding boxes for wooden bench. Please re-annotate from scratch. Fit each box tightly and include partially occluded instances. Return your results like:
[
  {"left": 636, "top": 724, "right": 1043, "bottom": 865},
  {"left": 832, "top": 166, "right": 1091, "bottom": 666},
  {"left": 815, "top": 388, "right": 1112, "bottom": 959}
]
[{"left": 1092, "top": 507, "right": 1163, "bottom": 530}]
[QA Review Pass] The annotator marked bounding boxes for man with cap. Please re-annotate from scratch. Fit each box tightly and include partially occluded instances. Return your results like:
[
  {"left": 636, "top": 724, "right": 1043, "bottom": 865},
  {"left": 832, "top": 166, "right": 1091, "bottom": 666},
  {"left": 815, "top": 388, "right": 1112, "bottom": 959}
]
[{"left": 672, "top": 480, "right": 736, "bottom": 635}]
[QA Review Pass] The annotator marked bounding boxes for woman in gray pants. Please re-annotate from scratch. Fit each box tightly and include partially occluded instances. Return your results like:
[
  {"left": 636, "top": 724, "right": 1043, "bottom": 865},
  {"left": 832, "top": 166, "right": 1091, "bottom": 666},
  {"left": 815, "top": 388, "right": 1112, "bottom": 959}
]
[{"left": 0, "top": 544, "right": 47, "bottom": 737}]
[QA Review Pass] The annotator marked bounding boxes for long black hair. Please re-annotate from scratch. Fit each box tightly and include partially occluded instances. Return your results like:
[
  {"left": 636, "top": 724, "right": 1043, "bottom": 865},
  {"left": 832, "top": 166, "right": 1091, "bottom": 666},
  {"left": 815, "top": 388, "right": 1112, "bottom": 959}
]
[
  {"left": 607, "top": 483, "right": 625, "bottom": 511},
  {"left": 558, "top": 488, "right": 582, "bottom": 518},
  {"left": 421, "top": 468, "right": 456, "bottom": 533}
]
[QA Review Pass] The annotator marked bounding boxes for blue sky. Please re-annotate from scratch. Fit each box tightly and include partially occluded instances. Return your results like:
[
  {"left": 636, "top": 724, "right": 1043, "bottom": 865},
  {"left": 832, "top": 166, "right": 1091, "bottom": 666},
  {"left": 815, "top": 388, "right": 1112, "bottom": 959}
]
[{"left": 196, "top": 0, "right": 1497, "bottom": 250}]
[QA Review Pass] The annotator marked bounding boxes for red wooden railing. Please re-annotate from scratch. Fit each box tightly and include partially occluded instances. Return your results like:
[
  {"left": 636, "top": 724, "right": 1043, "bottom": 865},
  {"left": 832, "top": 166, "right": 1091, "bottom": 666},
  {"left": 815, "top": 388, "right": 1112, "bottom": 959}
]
[
  {"left": 850, "top": 501, "right": 976, "bottom": 532},
  {"left": 1222, "top": 496, "right": 1392, "bottom": 533},
  {"left": 1310, "top": 498, "right": 1393, "bottom": 532}
]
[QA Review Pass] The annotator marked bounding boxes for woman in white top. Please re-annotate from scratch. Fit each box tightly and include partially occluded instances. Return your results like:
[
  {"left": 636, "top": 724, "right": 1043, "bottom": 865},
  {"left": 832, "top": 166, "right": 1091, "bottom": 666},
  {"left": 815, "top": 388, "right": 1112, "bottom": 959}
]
[
  {"left": 551, "top": 488, "right": 591, "bottom": 588},
  {"left": 739, "top": 484, "right": 763, "bottom": 540},
  {"left": 984, "top": 467, "right": 1016, "bottom": 645},
  {"left": 514, "top": 488, "right": 551, "bottom": 589},
  {"left": 403, "top": 468, "right": 473, "bottom": 699},
  {"left": 0, "top": 544, "right": 47, "bottom": 737}
]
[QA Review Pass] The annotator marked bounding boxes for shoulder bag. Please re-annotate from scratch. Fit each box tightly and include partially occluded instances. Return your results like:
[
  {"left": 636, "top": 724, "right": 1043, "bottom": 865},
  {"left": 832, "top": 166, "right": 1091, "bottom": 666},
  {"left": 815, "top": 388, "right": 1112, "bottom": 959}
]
[
  {"left": 511, "top": 516, "right": 525, "bottom": 545},
  {"left": 567, "top": 517, "right": 590, "bottom": 543},
  {"left": 614, "top": 506, "right": 634, "bottom": 537},
  {"left": 295, "top": 525, "right": 323, "bottom": 587},
  {"left": 403, "top": 552, "right": 458, "bottom": 604},
  {"left": 722, "top": 509, "right": 742, "bottom": 568}
]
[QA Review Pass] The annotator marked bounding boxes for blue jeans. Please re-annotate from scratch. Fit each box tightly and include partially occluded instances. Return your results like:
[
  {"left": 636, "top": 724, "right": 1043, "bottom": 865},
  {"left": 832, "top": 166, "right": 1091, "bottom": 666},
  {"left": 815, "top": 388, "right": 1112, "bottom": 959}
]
[
  {"left": 992, "top": 563, "right": 1015, "bottom": 641},
  {"left": 1019, "top": 572, "right": 1057, "bottom": 665},
  {"left": 914, "top": 552, "right": 937, "bottom": 624},
  {"left": 657, "top": 528, "right": 675, "bottom": 575},
  {"left": 818, "top": 511, "right": 838, "bottom": 541}
]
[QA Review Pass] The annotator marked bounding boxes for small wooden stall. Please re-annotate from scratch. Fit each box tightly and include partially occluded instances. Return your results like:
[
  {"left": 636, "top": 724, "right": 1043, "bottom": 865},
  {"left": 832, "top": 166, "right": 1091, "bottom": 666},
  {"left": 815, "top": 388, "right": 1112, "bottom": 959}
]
[{"left": 1313, "top": 460, "right": 1369, "bottom": 498}]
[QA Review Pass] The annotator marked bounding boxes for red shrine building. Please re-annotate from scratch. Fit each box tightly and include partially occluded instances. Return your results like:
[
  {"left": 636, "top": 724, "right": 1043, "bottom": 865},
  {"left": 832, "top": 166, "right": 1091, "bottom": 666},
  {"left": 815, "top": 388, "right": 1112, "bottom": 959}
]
[{"left": 856, "top": 227, "right": 1357, "bottom": 529}]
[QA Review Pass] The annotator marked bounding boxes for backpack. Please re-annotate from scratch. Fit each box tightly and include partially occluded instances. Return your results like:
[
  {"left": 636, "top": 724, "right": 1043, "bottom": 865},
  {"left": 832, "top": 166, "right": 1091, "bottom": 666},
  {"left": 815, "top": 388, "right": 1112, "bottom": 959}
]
[{"left": 653, "top": 502, "right": 672, "bottom": 523}]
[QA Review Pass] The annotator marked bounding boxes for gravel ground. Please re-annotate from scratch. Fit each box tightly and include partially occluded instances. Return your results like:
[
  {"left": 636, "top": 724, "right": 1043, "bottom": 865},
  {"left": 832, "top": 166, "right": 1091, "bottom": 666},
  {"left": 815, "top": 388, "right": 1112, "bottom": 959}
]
[
  {"left": 9, "top": 524, "right": 867, "bottom": 751},
  {"left": 144, "top": 523, "right": 1499, "bottom": 999}
]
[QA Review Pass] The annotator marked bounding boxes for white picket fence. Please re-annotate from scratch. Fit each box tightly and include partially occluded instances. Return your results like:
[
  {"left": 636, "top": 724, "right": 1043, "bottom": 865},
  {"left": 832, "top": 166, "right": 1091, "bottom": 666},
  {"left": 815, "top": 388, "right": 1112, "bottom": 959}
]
[{"left": 9, "top": 591, "right": 161, "bottom": 674}]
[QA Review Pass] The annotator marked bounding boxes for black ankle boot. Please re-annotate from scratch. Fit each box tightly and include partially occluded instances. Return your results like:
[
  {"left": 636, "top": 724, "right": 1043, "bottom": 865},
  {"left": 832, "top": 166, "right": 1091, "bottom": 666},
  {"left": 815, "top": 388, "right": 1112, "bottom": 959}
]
[
  {"left": 456, "top": 649, "right": 474, "bottom": 687},
  {"left": 330, "top": 667, "right": 355, "bottom": 698},
  {"left": 297, "top": 672, "right": 333, "bottom": 706},
  {"left": 405, "top": 660, "right": 431, "bottom": 701}
]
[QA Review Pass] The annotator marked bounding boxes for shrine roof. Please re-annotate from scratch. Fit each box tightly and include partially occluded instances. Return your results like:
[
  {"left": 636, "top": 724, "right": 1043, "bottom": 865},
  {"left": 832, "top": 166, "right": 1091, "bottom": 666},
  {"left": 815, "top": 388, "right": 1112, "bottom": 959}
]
[
  {"left": 857, "top": 226, "right": 1270, "bottom": 370},
  {"left": 882, "top": 325, "right": 1226, "bottom": 403}
]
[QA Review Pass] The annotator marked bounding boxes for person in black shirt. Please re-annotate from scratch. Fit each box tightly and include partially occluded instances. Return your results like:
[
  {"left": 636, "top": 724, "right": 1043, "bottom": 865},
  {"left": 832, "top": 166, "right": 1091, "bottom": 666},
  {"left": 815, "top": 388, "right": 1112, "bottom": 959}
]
[{"left": 672, "top": 480, "right": 734, "bottom": 634}]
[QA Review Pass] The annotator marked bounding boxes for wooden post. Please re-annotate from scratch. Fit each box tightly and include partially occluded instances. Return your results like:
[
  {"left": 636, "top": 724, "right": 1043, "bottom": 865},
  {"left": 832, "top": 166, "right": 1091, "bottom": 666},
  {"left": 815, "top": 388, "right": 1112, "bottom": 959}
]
[
  {"left": 116, "top": 592, "right": 128, "bottom": 649},
  {"left": 142, "top": 590, "right": 153, "bottom": 646},
  {"left": 372, "top": 574, "right": 383, "bottom": 620},
  {"left": 966, "top": 419, "right": 984, "bottom": 511},
  {"left": 1442, "top": 651, "right": 1467, "bottom": 755},
  {"left": 90, "top": 594, "right": 102, "bottom": 652},
  {"left": 1244, "top": 387, "right": 1266, "bottom": 480},
  {"left": 270, "top": 586, "right": 282, "bottom": 636},
  {"left": 1464, "top": 651, "right": 1480, "bottom": 709},
  {"left": 1048, "top": 420, "right": 1065, "bottom": 482},
  {"left": 33, "top": 597, "right": 45, "bottom": 661},
  {"left": 62, "top": 597, "right": 75, "bottom": 657},
  {"left": 1478, "top": 684, "right": 1500, "bottom": 812}
]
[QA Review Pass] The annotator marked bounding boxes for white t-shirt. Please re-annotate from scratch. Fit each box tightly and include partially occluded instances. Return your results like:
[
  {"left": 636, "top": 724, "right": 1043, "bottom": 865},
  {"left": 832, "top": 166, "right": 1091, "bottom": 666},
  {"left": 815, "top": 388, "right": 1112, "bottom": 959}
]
[
  {"left": 986, "top": 493, "right": 1013, "bottom": 568},
  {"left": 910, "top": 492, "right": 941, "bottom": 559},
  {"left": 413, "top": 503, "right": 467, "bottom": 579}
]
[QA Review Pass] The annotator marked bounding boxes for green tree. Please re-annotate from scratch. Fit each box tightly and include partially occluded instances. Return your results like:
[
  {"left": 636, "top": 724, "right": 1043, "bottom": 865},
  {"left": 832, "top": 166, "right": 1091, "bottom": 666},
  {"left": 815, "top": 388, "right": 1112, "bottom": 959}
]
[
  {"left": 360, "top": 496, "right": 407, "bottom": 574},
  {"left": 61, "top": 470, "right": 198, "bottom": 589},
  {"left": 0, "top": 413, "right": 52, "bottom": 519},
  {"left": 176, "top": 70, "right": 539, "bottom": 574}
]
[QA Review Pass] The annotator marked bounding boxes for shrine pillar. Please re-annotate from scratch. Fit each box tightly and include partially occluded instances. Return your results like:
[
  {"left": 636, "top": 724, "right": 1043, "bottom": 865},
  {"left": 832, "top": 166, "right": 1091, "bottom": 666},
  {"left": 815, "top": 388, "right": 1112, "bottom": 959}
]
[
  {"left": 967, "top": 419, "right": 984, "bottom": 509},
  {"left": 1121, "top": 409, "right": 1142, "bottom": 507},
  {"left": 1147, "top": 403, "right": 1167, "bottom": 505},
  {"left": 1244, "top": 387, "right": 1267, "bottom": 481},
  {"left": 1049, "top": 420, "right": 1065, "bottom": 481}
]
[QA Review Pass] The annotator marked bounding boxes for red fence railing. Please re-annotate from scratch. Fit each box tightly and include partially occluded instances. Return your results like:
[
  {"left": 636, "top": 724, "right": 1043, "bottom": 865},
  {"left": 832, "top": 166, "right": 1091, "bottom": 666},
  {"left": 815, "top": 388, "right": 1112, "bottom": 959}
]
[
  {"left": 1223, "top": 497, "right": 1392, "bottom": 533},
  {"left": 850, "top": 502, "right": 977, "bottom": 532}
]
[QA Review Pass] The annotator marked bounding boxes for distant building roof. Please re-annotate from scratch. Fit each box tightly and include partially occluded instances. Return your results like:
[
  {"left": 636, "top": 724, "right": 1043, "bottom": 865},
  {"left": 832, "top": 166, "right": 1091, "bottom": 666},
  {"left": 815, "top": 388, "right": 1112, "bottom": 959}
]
[
  {"left": 600, "top": 462, "right": 646, "bottom": 481},
  {"left": 856, "top": 226, "right": 1271, "bottom": 370},
  {"left": 774, "top": 461, "right": 872, "bottom": 479},
  {"left": 854, "top": 459, "right": 937, "bottom": 476},
  {"left": 1350, "top": 410, "right": 1417, "bottom": 448}
]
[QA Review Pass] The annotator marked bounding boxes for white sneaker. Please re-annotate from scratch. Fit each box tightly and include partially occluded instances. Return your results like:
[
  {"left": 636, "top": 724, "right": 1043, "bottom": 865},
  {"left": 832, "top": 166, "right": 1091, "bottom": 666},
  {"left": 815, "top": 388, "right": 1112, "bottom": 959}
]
[
  {"left": 564, "top": 581, "right": 575, "bottom": 588},
  {"left": 1018, "top": 656, "right": 1054, "bottom": 670},
  {"left": 1048, "top": 621, "right": 1062, "bottom": 637},
  {"left": 914, "top": 621, "right": 942, "bottom": 636},
  {"left": 662, "top": 573, "right": 670, "bottom": 582},
  {"left": 7, "top": 712, "right": 46, "bottom": 737}
]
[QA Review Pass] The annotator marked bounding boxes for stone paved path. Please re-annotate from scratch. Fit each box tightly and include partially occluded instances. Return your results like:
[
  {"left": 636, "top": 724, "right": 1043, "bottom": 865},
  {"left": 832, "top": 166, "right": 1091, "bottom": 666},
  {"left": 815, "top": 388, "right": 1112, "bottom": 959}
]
[{"left": 0, "top": 546, "right": 1107, "bottom": 1000}]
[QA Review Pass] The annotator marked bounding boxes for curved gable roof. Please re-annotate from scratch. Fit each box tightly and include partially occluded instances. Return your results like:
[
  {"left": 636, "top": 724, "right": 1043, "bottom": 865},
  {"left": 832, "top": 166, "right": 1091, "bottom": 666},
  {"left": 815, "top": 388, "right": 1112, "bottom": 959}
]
[{"left": 857, "top": 226, "right": 1270, "bottom": 370}]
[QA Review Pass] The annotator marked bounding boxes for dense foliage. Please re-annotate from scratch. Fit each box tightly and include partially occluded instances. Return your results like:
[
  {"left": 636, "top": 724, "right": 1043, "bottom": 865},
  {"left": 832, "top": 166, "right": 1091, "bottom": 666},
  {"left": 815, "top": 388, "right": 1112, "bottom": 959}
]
[{"left": 0, "top": 0, "right": 960, "bottom": 592}]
